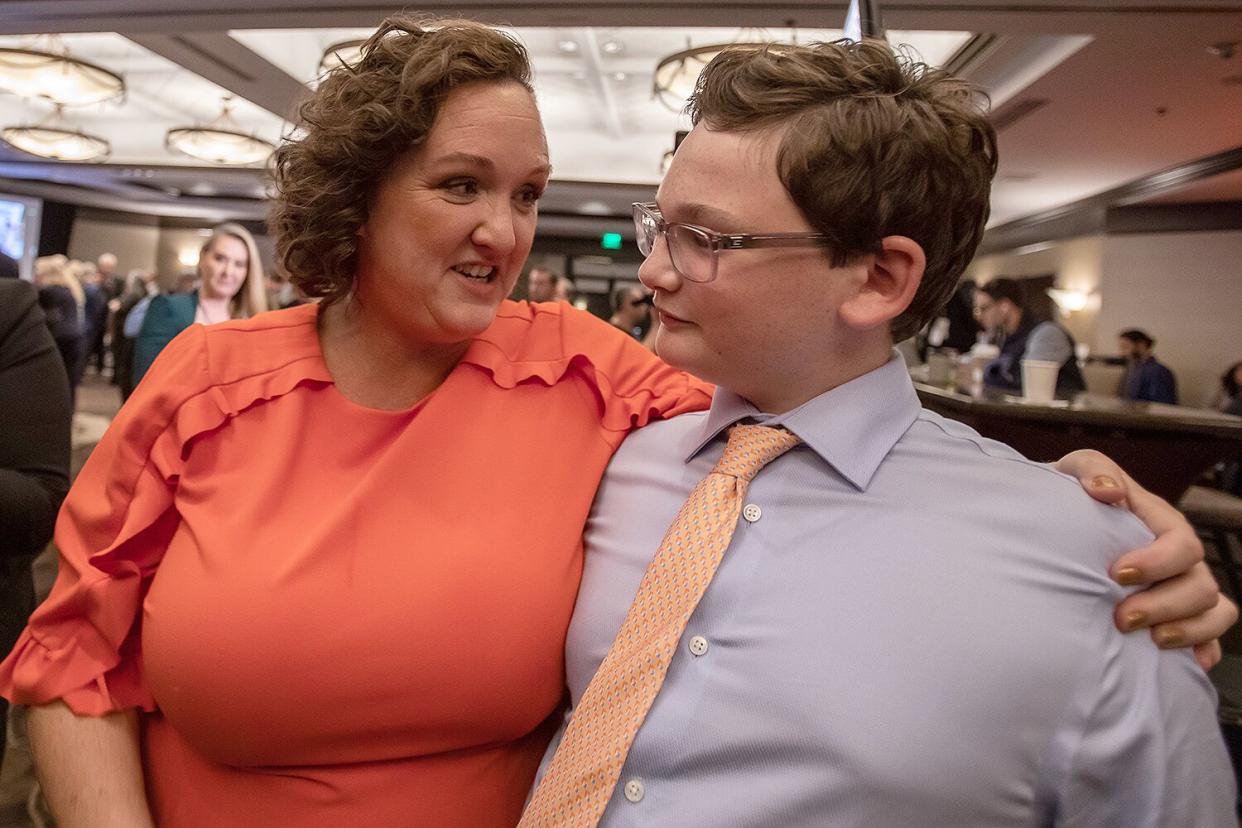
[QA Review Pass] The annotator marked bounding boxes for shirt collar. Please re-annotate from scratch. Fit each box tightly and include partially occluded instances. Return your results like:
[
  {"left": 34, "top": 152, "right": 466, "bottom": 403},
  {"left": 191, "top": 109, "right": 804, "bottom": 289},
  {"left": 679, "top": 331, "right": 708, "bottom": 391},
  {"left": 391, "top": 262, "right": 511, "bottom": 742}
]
[{"left": 682, "top": 352, "right": 922, "bottom": 491}]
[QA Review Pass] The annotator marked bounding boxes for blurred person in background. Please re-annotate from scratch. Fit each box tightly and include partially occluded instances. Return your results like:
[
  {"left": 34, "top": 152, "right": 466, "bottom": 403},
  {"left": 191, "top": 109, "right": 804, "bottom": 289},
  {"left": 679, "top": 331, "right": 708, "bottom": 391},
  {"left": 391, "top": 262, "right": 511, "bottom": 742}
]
[
  {"left": 0, "top": 16, "right": 1229, "bottom": 828},
  {"left": 608, "top": 284, "right": 651, "bottom": 339},
  {"left": 111, "top": 270, "right": 158, "bottom": 401},
  {"left": 526, "top": 266, "right": 558, "bottom": 302},
  {"left": 77, "top": 260, "right": 110, "bottom": 378},
  {"left": 96, "top": 252, "right": 121, "bottom": 300},
  {"left": 1212, "top": 360, "right": 1241, "bottom": 413},
  {"left": 33, "top": 255, "right": 84, "bottom": 402},
  {"left": 1118, "top": 328, "right": 1178, "bottom": 405},
  {"left": 974, "top": 277, "right": 1085, "bottom": 396},
  {"left": 554, "top": 274, "right": 574, "bottom": 302},
  {"left": 0, "top": 278, "right": 71, "bottom": 767},
  {"left": 132, "top": 223, "right": 267, "bottom": 388}
]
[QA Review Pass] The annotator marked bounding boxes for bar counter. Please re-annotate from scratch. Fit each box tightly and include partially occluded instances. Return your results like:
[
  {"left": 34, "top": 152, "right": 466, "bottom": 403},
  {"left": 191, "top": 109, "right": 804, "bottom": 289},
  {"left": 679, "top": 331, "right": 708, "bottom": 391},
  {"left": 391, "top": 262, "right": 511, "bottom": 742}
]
[{"left": 911, "top": 375, "right": 1242, "bottom": 502}]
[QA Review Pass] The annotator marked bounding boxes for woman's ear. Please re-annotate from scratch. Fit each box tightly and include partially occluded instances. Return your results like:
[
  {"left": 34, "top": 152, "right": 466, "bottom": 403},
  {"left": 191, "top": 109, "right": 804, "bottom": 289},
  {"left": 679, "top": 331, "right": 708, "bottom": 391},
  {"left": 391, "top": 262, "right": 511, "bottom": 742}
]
[{"left": 838, "top": 236, "right": 926, "bottom": 331}]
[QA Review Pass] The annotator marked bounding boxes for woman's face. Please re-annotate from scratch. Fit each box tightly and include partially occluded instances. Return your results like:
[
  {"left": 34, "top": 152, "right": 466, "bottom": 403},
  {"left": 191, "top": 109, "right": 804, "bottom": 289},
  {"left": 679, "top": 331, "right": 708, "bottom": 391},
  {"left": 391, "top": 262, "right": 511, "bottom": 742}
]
[
  {"left": 353, "top": 80, "right": 550, "bottom": 347},
  {"left": 198, "top": 235, "right": 250, "bottom": 301}
]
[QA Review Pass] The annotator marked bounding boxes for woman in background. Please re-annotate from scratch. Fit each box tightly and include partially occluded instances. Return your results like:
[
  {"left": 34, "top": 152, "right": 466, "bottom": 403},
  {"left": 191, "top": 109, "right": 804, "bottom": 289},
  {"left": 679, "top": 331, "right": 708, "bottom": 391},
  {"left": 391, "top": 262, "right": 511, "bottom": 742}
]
[
  {"left": 33, "top": 255, "right": 85, "bottom": 401},
  {"left": 132, "top": 222, "right": 266, "bottom": 387}
]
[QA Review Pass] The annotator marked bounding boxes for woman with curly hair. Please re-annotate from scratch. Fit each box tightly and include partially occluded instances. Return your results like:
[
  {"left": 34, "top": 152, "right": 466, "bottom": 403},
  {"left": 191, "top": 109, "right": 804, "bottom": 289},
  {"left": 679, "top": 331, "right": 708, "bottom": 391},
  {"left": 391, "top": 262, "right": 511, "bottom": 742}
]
[{"left": 0, "top": 15, "right": 1228, "bottom": 827}]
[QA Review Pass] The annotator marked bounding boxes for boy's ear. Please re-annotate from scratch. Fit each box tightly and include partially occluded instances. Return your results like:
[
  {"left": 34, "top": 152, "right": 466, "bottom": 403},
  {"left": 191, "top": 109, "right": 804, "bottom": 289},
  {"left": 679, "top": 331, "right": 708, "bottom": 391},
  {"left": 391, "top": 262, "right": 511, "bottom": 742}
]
[{"left": 838, "top": 236, "right": 926, "bottom": 331}]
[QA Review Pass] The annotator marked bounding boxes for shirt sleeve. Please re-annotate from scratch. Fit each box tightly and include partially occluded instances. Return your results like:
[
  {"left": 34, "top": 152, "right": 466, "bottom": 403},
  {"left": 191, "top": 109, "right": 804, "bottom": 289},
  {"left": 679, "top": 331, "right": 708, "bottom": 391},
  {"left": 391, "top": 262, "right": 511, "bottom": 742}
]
[
  {"left": 1026, "top": 322, "right": 1074, "bottom": 365},
  {"left": 133, "top": 294, "right": 185, "bottom": 389},
  {"left": 558, "top": 307, "right": 713, "bottom": 433},
  {"left": 0, "top": 282, "right": 71, "bottom": 560},
  {"left": 0, "top": 324, "right": 211, "bottom": 715},
  {"left": 1055, "top": 627, "right": 1237, "bottom": 826}
]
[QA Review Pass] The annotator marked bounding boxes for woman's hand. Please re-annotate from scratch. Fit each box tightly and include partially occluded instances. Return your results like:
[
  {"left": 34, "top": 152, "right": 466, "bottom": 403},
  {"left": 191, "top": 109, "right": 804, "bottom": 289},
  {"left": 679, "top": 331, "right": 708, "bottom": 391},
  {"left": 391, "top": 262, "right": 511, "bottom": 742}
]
[{"left": 1055, "top": 449, "right": 1238, "bottom": 671}]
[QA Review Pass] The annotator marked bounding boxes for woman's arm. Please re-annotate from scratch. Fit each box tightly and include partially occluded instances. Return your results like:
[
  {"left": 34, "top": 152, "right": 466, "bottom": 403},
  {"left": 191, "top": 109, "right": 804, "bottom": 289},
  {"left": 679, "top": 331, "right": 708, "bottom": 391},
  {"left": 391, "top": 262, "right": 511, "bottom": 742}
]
[
  {"left": 29, "top": 702, "right": 153, "bottom": 827},
  {"left": 1056, "top": 449, "right": 1238, "bottom": 670}
]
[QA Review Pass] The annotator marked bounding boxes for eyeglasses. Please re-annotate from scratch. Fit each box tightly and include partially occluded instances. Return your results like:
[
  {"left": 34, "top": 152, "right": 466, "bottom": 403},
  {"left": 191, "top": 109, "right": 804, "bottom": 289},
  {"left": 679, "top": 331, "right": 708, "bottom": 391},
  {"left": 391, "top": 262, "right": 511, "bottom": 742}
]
[
  {"left": 972, "top": 301, "right": 994, "bottom": 318},
  {"left": 632, "top": 201, "right": 834, "bottom": 284}
]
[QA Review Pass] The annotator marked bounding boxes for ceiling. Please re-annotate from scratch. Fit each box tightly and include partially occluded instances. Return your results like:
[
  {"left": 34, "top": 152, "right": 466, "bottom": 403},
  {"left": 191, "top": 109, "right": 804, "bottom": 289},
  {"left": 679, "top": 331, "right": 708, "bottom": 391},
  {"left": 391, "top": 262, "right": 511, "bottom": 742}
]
[{"left": 0, "top": 1, "right": 1238, "bottom": 235}]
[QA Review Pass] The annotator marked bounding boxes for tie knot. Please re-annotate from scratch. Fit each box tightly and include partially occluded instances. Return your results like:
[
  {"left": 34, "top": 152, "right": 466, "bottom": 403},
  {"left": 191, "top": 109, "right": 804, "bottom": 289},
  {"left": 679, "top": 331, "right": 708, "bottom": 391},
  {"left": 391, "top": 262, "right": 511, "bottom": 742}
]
[{"left": 712, "top": 424, "right": 801, "bottom": 481}]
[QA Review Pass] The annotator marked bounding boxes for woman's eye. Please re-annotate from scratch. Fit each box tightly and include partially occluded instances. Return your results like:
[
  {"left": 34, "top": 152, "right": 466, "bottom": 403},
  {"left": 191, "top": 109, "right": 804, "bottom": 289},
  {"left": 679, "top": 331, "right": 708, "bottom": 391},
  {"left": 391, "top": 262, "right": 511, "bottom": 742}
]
[
  {"left": 515, "top": 187, "right": 543, "bottom": 208},
  {"left": 443, "top": 179, "right": 479, "bottom": 197}
]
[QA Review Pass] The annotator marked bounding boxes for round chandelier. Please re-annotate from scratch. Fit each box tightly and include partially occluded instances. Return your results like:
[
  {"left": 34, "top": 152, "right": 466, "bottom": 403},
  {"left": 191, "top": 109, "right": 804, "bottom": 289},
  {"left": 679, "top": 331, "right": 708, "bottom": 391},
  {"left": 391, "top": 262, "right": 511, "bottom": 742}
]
[
  {"left": 0, "top": 40, "right": 125, "bottom": 107},
  {"left": 318, "top": 39, "right": 366, "bottom": 76},
  {"left": 1, "top": 105, "right": 109, "bottom": 161},
  {"left": 652, "top": 41, "right": 772, "bottom": 112},
  {"left": 165, "top": 96, "right": 274, "bottom": 166}
]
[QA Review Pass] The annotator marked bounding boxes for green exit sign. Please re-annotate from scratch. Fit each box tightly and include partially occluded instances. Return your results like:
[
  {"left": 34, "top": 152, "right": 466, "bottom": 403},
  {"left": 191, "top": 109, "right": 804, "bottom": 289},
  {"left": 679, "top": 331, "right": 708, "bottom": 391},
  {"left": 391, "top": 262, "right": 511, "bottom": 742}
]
[{"left": 601, "top": 232, "right": 623, "bottom": 250}]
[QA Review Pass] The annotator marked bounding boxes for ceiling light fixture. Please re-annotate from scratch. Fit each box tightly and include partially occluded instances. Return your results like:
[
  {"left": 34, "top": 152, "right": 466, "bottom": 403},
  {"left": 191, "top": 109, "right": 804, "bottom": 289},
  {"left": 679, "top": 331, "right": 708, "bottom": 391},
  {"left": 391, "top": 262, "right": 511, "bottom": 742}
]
[
  {"left": 318, "top": 38, "right": 366, "bottom": 75},
  {"left": 652, "top": 38, "right": 773, "bottom": 112},
  {"left": 1, "top": 104, "right": 109, "bottom": 161},
  {"left": 601, "top": 40, "right": 625, "bottom": 55},
  {"left": 166, "top": 96, "right": 274, "bottom": 166},
  {"left": 0, "top": 37, "right": 125, "bottom": 107},
  {"left": 557, "top": 39, "right": 580, "bottom": 55}
]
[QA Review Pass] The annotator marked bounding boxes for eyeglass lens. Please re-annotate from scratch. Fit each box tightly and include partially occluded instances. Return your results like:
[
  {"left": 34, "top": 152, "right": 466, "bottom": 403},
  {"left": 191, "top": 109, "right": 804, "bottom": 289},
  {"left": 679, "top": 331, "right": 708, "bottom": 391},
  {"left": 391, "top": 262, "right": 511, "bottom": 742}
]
[{"left": 634, "top": 208, "right": 714, "bottom": 283}]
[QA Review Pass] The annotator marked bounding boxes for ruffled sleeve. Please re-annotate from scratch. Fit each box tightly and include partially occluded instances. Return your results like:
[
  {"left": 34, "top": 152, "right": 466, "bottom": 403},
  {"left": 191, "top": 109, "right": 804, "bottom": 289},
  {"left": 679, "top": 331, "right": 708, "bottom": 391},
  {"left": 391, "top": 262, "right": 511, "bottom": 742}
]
[
  {"left": 1, "top": 323, "right": 213, "bottom": 714},
  {"left": 462, "top": 302, "right": 713, "bottom": 433}
]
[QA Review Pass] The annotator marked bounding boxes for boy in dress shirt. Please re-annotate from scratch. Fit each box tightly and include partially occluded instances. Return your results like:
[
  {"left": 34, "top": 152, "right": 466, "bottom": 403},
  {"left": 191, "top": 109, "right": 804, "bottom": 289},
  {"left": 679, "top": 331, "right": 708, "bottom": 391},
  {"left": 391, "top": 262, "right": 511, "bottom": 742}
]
[{"left": 527, "top": 40, "right": 1236, "bottom": 827}]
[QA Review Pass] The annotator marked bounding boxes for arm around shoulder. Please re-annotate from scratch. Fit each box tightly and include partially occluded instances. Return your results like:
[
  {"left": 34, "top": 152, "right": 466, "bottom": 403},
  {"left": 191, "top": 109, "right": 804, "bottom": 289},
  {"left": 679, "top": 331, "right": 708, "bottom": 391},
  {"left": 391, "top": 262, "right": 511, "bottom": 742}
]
[{"left": 559, "top": 306, "right": 713, "bottom": 430}]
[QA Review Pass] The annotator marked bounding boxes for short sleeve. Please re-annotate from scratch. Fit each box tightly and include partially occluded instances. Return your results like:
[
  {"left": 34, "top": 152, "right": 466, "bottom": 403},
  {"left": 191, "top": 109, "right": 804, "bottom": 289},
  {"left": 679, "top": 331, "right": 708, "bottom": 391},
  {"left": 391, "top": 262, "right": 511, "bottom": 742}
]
[
  {"left": 558, "top": 308, "right": 713, "bottom": 432},
  {"left": 0, "top": 323, "right": 211, "bottom": 715},
  {"left": 460, "top": 303, "right": 713, "bottom": 434}
]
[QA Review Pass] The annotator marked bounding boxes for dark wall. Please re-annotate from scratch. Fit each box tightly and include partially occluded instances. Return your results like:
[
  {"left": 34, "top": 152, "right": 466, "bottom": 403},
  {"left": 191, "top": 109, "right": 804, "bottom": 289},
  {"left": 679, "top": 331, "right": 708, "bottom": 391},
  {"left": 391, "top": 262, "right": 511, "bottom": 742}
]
[{"left": 37, "top": 200, "right": 76, "bottom": 257}]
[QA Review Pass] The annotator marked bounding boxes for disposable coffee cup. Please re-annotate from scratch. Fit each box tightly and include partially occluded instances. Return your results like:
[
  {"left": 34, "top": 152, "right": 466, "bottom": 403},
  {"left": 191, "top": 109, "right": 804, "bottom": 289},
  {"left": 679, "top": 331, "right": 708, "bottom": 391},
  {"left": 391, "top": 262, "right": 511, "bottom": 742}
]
[
  {"left": 1021, "top": 359, "right": 1059, "bottom": 403},
  {"left": 926, "top": 351, "right": 954, "bottom": 385}
]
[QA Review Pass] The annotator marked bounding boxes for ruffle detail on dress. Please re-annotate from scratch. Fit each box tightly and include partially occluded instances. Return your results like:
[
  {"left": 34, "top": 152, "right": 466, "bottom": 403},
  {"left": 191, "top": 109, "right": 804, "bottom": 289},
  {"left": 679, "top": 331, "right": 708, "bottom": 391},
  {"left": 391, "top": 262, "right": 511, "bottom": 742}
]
[
  {"left": 0, "top": 306, "right": 331, "bottom": 715},
  {"left": 459, "top": 302, "right": 712, "bottom": 432}
]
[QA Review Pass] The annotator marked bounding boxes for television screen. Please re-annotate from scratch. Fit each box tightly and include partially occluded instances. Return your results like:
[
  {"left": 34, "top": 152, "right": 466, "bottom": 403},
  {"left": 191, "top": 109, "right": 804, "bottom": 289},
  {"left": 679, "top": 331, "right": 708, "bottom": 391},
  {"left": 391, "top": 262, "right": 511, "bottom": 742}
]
[
  {"left": 0, "top": 199, "right": 27, "bottom": 260},
  {"left": 0, "top": 194, "right": 42, "bottom": 279}
]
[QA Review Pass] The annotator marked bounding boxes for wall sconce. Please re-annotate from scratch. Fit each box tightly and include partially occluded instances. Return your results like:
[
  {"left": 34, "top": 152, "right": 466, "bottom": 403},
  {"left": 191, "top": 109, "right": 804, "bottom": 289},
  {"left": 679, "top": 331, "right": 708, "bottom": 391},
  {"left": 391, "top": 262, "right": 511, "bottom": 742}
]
[{"left": 1046, "top": 287, "right": 1091, "bottom": 313}]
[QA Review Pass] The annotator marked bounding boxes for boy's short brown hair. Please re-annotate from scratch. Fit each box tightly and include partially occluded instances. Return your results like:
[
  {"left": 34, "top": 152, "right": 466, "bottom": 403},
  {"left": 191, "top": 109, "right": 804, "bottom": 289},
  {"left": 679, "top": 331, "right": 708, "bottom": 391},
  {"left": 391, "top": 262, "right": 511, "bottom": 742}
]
[{"left": 689, "top": 40, "right": 997, "bottom": 341}]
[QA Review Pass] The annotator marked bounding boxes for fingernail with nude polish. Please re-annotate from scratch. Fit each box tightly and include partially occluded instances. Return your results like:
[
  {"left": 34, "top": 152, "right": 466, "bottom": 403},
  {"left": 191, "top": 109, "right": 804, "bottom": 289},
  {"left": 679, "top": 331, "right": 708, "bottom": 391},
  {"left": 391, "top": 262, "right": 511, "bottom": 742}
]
[{"left": 1155, "top": 627, "right": 1184, "bottom": 648}]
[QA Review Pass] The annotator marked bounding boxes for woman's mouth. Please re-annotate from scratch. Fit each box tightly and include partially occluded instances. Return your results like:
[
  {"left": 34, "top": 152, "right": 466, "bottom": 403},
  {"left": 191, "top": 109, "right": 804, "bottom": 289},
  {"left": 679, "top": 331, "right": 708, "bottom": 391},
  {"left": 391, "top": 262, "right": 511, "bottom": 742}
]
[{"left": 452, "top": 264, "right": 496, "bottom": 282}]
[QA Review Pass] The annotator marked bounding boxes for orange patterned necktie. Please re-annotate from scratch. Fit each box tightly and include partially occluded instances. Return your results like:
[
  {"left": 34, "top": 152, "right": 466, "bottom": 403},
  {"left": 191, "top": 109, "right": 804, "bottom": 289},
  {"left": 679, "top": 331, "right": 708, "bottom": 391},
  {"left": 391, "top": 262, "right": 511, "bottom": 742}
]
[{"left": 520, "top": 423, "right": 802, "bottom": 828}]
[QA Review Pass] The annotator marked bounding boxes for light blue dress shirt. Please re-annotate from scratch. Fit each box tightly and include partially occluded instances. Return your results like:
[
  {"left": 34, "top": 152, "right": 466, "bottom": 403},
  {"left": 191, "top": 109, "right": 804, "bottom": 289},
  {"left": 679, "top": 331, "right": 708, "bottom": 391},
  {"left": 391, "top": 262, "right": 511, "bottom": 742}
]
[{"left": 536, "top": 353, "right": 1235, "bottom": 827}]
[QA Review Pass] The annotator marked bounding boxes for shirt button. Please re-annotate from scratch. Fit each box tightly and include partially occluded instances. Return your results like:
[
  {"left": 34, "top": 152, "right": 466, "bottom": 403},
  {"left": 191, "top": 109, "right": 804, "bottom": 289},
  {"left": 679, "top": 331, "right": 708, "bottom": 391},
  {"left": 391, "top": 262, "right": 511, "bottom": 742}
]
[
  {"left": 623, "top": 778, "right": 645, "bottom": 803},
  {"left": 688, "top": 635, "right": 709, "bottom": 656},
  {"left": 742, "top": 503, "right": 762, "bottom": 523}
]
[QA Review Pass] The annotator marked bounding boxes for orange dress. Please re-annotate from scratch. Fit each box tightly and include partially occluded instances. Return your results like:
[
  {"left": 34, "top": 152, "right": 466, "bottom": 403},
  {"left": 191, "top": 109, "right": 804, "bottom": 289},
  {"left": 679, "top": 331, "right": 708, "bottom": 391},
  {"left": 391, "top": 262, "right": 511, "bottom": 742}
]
[{"left": 0, "top": 301, "right": 711, "bottom": 827}]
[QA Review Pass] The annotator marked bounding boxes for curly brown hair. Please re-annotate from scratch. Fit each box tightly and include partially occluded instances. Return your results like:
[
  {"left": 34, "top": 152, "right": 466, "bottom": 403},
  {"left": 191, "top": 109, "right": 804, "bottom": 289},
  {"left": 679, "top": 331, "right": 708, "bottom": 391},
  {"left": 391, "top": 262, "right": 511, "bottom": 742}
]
[
  {"left": 688, "top": 39, "right": 997, "bottom": 342},
  {"left": 269, "top": 16, "right": 534, "bottom": 304}
]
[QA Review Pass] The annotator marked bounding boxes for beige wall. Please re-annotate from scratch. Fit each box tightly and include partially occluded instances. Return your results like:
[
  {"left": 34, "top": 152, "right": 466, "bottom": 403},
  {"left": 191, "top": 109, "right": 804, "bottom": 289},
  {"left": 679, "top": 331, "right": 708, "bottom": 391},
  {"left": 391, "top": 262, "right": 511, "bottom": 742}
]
[
  {"left": 67, "top": 215, "right": 159, "bottom": 276},
  {"left": 1097, "top": 231, "right": 1242, "bottom": 407},
  {"left": 966, "top": 230, "right": 1242, "bottom": 407},
  {"left": 965, "top": 235, "right": 1105, "bottom": 346}
]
